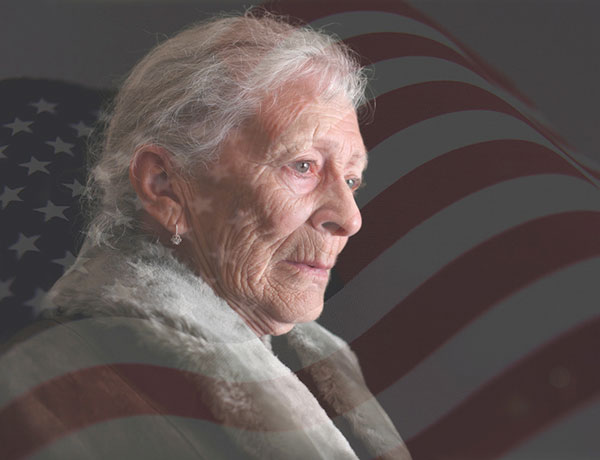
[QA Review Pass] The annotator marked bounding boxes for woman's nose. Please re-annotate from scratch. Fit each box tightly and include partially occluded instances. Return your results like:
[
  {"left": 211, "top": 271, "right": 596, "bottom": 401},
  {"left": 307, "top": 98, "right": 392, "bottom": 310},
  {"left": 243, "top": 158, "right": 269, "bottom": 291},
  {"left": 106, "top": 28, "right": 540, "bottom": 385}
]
[{"left": 310, "top": 178, "right": 362, "bottom": 237}]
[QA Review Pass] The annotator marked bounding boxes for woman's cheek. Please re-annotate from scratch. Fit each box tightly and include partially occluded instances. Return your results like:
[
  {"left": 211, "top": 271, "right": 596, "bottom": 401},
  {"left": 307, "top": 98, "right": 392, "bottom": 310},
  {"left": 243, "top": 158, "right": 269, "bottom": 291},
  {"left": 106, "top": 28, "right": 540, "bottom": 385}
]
[{"left": 274, "top": 195, "right": 314, "bottom": 234}]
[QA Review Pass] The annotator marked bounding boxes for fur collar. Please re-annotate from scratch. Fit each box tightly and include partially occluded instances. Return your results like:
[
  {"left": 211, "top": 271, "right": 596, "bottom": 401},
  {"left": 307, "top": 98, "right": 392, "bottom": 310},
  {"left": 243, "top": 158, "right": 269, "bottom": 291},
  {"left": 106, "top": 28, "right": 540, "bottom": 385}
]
[{"left": 44, "top": 240, "right": 409, "bottom": 459}]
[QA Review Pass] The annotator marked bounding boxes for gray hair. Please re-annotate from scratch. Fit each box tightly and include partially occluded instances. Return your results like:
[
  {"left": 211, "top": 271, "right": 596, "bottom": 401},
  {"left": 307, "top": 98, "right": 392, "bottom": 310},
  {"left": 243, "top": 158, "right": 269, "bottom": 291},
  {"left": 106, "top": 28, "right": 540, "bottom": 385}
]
[{"left": 84, "top": 11, "right": 368, "bottom": 247}]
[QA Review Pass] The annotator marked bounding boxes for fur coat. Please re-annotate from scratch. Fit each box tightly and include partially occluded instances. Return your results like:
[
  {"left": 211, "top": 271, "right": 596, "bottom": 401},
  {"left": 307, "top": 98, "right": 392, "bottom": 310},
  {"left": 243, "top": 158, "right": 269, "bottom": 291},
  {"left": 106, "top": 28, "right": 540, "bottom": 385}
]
[{"left": 0, "top": 240, "right": 411, "bottom": 459}]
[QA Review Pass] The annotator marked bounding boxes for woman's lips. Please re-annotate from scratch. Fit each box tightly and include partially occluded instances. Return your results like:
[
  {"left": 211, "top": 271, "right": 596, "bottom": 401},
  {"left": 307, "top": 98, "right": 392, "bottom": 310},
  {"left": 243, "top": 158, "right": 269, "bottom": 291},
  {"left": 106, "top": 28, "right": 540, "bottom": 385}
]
[{"left": 285, "top": 261, "right": 331, "bottom": 279}]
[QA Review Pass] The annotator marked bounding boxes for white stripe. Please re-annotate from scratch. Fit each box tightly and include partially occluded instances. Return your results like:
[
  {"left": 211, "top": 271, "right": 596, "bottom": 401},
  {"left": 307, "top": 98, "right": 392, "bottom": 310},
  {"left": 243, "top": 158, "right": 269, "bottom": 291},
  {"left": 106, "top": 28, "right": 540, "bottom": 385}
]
[
  {"left": 366, "top": 57, "right": 546, "bottom": 127},
  {"left": 496, "top": 399, "right": 600, "bottom": 460},
  {"left": 376, "top": 257, "right": 600, "bottom": 439},
  {"left": 309, "top": 11, "right": 466, "bottom": 57},
  {"left": 322, "top": 174, "right": 600, "bottom": 344},
  {"left": 367, "top": 56, "right": 509, "bottom": 99},
  {"left": 30, "top": 415, "right": 356, "bottom": 460},
  {"left": 358, "top": 110, "right": 591, "bottom": 208}
]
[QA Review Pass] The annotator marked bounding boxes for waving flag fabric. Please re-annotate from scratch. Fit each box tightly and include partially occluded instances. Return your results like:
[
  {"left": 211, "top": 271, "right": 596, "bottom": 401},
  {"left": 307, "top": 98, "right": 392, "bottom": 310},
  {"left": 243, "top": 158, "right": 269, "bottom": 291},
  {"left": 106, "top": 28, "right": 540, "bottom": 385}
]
[{"left": 1, "top": 1, "right": 599, "bottom": 458}]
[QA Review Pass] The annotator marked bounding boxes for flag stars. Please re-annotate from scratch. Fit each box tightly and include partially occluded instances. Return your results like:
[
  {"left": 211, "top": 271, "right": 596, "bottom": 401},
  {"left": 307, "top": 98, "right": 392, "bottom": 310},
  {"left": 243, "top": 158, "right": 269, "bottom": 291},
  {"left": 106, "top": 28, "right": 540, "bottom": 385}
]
[
  {"left": 35, "top": 200, "right": 69, "bottom": 222},
  {"left": 0, "top": 145, "right": 7, "bottom": 159},
  {"left": 46, "top": 137, "right": 74, "bottom": 155},
  {"left": 30, "top": 98, "right": 57, "bottom": 114},
  {"left": 70, "top": 121, "right": 93, "bottom": 137},
  {"left": 4, "top": 117, "right": 33, "bottom": 135},
  {"left": 9, "top": 234, "right": 40, "bottom": 259},
  {"left": 20, "top": 157, "right": 51, "bottom": 176},
  {"left": 63, "top": 179, "right": 85, "bottom": 197},
  {"left": 0, "top": 185, "right": 24, "bottom": 210}
]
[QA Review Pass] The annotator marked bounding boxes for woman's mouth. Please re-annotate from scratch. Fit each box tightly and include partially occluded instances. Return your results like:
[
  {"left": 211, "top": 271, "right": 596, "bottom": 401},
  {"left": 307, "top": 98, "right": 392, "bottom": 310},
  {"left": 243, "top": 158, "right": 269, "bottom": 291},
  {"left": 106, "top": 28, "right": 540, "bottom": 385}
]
[{"left": 285, "top": 260, "right": 331, "bottom": 279}]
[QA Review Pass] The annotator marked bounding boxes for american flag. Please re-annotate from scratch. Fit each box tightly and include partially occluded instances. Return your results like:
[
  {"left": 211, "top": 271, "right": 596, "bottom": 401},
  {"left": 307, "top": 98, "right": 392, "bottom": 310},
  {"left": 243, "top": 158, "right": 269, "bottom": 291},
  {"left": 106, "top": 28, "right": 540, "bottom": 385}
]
[{"left": 1, "top": 1, "right": 600, "bottom": 458}]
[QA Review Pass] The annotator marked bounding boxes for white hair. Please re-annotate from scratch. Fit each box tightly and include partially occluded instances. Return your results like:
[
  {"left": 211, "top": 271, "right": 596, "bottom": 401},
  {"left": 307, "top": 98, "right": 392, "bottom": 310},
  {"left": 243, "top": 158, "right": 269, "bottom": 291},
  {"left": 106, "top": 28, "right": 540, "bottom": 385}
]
[{"left": 84, "top": 11, "right": 368, "bottom": 247}]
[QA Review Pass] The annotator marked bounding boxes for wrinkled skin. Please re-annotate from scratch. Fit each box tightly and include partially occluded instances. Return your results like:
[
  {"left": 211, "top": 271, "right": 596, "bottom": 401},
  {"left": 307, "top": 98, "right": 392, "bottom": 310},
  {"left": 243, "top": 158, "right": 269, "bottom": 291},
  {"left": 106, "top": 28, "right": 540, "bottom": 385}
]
[{"left": 178, "top": 92, "right": 367, "bottom": 336}]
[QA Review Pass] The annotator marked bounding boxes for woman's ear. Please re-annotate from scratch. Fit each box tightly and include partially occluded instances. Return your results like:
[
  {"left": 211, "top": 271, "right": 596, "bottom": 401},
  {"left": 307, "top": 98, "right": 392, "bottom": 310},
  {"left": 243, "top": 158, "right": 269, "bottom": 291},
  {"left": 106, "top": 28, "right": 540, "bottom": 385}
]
[{"left": 129, "top": 145, "right": 188, "bottom": 235}]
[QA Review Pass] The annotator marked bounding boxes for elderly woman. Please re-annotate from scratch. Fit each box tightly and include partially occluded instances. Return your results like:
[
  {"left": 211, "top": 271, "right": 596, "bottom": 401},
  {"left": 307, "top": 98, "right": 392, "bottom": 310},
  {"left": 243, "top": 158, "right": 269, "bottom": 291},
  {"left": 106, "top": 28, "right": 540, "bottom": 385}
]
[{"left": 7, "top": 12, "right": 411, "bottom": 460}]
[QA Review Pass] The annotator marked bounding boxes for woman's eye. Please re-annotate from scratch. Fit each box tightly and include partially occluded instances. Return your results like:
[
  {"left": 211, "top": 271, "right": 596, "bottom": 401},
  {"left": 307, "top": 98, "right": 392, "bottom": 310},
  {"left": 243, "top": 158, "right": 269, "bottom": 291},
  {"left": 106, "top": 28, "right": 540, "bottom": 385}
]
[
  {"left": 292, "top": 161, "right": 311, "bottom": 174},
  {"left": 346, "top": 178, "right": 360, "bottom": 190}
]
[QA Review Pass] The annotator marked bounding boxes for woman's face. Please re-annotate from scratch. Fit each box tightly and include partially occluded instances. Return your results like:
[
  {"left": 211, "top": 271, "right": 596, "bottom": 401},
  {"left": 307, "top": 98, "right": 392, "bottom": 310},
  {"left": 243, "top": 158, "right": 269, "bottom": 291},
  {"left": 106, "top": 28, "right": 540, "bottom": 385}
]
[{"left": 181, "top": 92, "right": 367, "bottom": 336}]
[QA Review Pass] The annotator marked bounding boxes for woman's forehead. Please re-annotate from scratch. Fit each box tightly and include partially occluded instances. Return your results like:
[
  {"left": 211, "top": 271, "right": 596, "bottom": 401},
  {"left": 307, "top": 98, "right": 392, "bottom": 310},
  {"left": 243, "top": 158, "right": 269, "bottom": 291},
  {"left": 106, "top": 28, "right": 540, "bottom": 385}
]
[{"left": 261, "top": 98, "right": 365, "bottom": 156}]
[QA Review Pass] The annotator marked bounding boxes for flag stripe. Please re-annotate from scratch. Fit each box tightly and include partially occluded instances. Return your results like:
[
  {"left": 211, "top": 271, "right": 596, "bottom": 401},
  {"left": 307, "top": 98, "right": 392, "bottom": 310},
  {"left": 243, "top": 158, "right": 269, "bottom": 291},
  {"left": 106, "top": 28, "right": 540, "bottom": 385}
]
[
  {"left": 345, "top": 32, "right": 474, "bottom": 70},
  {"left": 496, "top": 399, "right": 600, "bottom": 460},
  {"left": 368, "top": 56, "right": 517, "bottom": 101},
  {"left": 337, "top": 139, "right": 584, "bottom": 282},
  {"left": 405, "top": 317, "right": 600, "bottom": 460},
  {"left": 29, "top": 415, "right": 332, "bottom": 460},
  {"left": 377, "top": 256, "right": 600, "bottom": 438}
]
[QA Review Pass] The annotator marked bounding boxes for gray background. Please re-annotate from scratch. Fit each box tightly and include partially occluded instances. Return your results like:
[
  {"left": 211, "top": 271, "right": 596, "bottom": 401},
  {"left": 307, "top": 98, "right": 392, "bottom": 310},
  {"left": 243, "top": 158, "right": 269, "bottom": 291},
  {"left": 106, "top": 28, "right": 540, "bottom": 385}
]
[{"left": 2, "top": 0, "right": 599, "bottom": 163}]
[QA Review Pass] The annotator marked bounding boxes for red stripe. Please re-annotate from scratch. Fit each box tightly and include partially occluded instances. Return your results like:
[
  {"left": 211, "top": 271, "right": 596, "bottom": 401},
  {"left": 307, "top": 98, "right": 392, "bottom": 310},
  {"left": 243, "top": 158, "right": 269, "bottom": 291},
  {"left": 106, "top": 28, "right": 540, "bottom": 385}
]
[
  {"left": 336, "top": 140, "right": 585, "bottom": 282},
  {"left": 0, "top": 364, "right": 217, "bottom": 459},
  {"left": 406, "top": 317, "right": 600, "bottom": 460},
  {"left": 349, "top": 211, "right": 600, "bottom": 395},
  {"left": 360, "top": 81, "right": 538, "bottom": 151}
]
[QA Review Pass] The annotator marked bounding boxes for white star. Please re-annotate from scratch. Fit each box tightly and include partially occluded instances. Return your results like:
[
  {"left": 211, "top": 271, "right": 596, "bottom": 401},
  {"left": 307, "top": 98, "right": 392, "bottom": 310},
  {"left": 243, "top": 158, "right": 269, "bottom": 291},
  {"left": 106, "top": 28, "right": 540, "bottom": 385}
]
[
  {"left": 35, "top": 200, "right": 69, "bottom": 222},
  {"left": 30, "top": 98, "right": 57, "bottom": 114},
  {"left": 53, "top": 250, "right": 76, "bottom": 268},
  {"left": 0, "top": 145, "right": 7, "bottom": 159},
  {"left": 70, "top": 121, "right": 93, "bottom": 137},
  {"left": 4, "top": 117, "right": 33, "bottom": 135},
  {"left": 0, "top": 277, "right": 14, "bottom": 300},
  {"left": 24, "top": 288, "right": 53, "bottom": 311},
  {"left": 53, "top": 251, "right": 90, "bottom": 274},
  {"left": 0, "top": 185, "right": 24, "bottom": 210},
  {"left": 63, "top": 179, "right": 85, "bottom": 197},
  {"left": 46, "top": 137, "right": 74, "bottom": 155},
  {"left": 9, "top": 234, "right": 40, "bottom": 259},
  {"left": 20, "top": 157, "right": 51, "bottom": 176}
]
